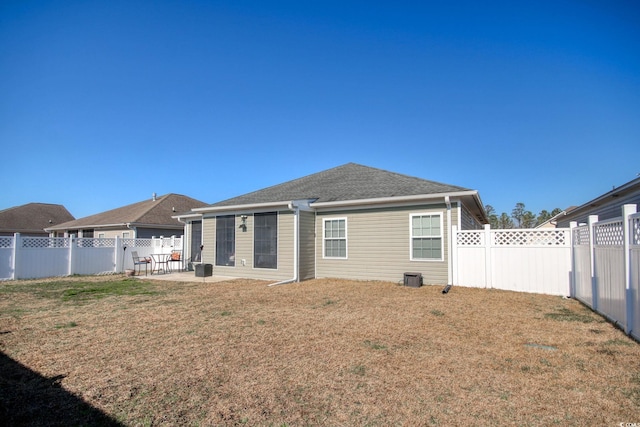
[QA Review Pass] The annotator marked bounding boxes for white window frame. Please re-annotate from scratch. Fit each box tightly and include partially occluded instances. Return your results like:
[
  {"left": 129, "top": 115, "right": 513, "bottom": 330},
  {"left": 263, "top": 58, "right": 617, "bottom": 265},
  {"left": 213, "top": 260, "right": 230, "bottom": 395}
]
[
  {"left": 323, "top": 217, "right": 348, "bottom": 259},
  {"left": 410, "top": 212, "right": 444, "bottom": 262}
]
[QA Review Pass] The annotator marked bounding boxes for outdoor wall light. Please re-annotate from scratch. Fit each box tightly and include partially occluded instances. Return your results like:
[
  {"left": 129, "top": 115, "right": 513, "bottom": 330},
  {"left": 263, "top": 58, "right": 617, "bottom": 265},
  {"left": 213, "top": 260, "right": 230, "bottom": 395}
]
[{"left": 239, "top": 215, "right": 248, "bottom": 230}]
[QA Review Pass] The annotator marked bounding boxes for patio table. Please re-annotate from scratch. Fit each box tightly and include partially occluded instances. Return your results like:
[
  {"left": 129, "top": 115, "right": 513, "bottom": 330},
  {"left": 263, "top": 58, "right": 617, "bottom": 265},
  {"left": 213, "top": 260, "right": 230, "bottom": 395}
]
[{"left": 150, "top": 253, "right": 170, "bottom": 275}]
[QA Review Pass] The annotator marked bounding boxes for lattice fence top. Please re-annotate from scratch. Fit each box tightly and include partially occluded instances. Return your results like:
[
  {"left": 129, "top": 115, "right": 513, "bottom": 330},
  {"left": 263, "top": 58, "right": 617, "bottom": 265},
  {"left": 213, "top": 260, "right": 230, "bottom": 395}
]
[
  {"left": 153, "top": 237, "right": 183, "bottom": 248},
  {"left": 594, "top": 220, "right": 624, "bottom": 246},
  {"left": 493, "top": 229, "right": 568, "bottom": 246},
  {"left": 123, "top": 238, "right": 152, "bottom": 247},
  {"left": 572, "top": 226, "right": 590, "bottom": 246},
  {"left": 77, "top": 238, "right": 116, "bottom": 248},
  {"left": 22, "top": 237, "right": 70, "bottom": 248},
  {"left": 0, "top": 237, "right": 13, "bottom": 248},
  {"left": 633, "top": 215, "right": 640, "bottom": 246},
  {"left": 457, "top": 231, "right": 483, "bottom": 246}
]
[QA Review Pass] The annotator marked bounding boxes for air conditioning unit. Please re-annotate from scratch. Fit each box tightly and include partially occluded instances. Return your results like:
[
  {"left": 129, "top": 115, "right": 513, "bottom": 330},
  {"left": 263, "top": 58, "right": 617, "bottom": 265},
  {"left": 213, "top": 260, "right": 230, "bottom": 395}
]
[{"left": 404, "top": 272, "right": 423, "bottom": 288}]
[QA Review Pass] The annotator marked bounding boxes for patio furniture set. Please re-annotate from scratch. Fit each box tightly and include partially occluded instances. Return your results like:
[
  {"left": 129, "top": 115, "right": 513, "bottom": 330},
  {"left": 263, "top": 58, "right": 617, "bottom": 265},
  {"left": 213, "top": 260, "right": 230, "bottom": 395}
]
[{"left": 131, "top": 251, "right": 183, "bottom": 276}]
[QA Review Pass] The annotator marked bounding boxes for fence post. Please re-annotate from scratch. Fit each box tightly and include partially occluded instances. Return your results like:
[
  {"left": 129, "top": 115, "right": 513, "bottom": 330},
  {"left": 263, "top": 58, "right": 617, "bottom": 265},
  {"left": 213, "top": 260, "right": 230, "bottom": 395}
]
[
  {"left": 451, "top": 225, "right": 458, "bottom": 285},
  {"left": 588, "top": 215, "right": 599, "bottom": 311},
  {"left": 569, "top": 222, "right": 577, "bottom": 298},
  {"left": 12, "top": 233, "right": 20, "bottom": 280},
  {"left": 115, "top": 236, "right": 122, "bottom": 273},
  {"left": 68, "top": 236, "right": 75, "bottom": 276},
  {"left": 484, "top": 224, "right": 492, "bottom": 289},
  {"left": 622, "top": 204, "right": 637, "bottom": 335}
]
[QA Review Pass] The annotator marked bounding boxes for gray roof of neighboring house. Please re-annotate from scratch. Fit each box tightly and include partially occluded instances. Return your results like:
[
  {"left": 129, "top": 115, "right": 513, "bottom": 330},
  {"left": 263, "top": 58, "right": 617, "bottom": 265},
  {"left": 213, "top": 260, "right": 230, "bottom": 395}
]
[
  {"left": 47, "top": 194, "right": 207, "bottom": 230},
  {"left": 208, "top": 163, "right": 471, "bottom": 208},
  {"left": 555, "top": 175, "right": 640, "bottom": 227},
  {"left": 0, "top": 203, "right": 75, "bottom": 235}
]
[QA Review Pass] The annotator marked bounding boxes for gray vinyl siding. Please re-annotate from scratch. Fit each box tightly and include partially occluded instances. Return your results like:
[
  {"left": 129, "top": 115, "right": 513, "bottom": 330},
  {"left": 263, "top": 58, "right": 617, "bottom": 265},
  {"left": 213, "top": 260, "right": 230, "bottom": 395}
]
[
  {"left": 556, "top": 192, "right": 640, "bottom": 228},
  {"left": 315, "top": 203, "right": 452, "bottom": 284},
  {"left": 202, "top": 211, "right": 295, "bottom": 281},
  {"left": 202, "top": 217, "right": 215, "bottom": 265},
  {"left": 298, "top": 210, "right": 316, "bottom": 281},
  {"left": 460, "top": 202, "right": 483, "bottom": 230}
]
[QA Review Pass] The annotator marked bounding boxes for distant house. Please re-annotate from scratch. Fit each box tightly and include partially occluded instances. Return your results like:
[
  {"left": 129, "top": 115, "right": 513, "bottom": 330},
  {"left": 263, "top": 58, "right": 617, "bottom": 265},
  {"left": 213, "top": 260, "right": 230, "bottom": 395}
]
[
  {"left": 556, "top": 176, "right": 640, "bottom": 228},
  {"left": 534, "top": 207, "right": 577, "bottom": 229},
  {"left": 46, "top": 193, "right": 207, "bottom": 239},
  {"left": 0, "top": 203, "right": 75, "bottom": 237},
  {"left": 175, "top": 163, "right": 488, "bottom": 284}
]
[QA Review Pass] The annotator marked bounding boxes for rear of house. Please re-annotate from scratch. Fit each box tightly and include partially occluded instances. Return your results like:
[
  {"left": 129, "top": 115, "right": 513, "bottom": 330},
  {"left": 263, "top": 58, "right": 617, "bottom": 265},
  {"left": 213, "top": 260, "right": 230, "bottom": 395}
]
[{"left": 177, "top": 163, "right": 487, "bottom": 284}]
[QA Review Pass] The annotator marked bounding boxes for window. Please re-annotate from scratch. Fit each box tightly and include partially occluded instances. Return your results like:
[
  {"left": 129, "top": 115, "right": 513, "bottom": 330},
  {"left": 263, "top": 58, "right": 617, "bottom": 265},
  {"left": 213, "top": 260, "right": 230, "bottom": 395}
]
[
  {"left": 411, "top": 213, "right": 443, "bottom": 261},
  {"left": 216, "top": 215, "right": 235, "bottom": 266},
  {"left": 324, "top": 218, "right": 347, "bottom": 258},
  {"left": 254, "top": 212, "right": 277, "bottom": 269}
]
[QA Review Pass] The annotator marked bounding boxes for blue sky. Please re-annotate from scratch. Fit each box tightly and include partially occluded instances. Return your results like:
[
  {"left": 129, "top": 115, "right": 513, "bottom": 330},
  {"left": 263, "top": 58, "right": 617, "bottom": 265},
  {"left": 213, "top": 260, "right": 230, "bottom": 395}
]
[{"left": 1, "top": 0, "right": 638, "bottom": 219}]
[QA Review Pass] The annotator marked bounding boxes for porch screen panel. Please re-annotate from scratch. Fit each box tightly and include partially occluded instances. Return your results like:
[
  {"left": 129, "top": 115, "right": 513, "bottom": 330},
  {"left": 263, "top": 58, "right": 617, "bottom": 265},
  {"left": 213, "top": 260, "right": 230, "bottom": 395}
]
[
  {"left": 216, "top": 215, "right": 235, "bottom": 266},
  {"left": 254, "top": 212, "right": 277, "bottom": 269}
]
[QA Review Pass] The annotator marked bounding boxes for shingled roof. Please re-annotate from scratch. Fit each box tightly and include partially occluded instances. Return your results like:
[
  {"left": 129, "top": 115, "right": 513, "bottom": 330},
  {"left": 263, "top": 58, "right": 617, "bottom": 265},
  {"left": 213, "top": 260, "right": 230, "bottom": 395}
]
[
  {"left": 47, "top": 194, "right": 207, "bottom": 230},
  {"left": 0, "top": 203, "right": 75, "bottom": 235},
  {"left": 208, "top": 163, "right": 470, "bottom": 208}
]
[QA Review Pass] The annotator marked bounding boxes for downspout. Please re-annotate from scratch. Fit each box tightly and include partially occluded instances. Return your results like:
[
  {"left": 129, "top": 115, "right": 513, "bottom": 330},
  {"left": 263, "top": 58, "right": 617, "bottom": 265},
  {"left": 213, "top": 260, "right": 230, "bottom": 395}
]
[
  {"left": 445, "top": 196, "right": 453, "bottom": 287},
  {"left": 268, "top": 203, "right": 299, "bottom": 286}
]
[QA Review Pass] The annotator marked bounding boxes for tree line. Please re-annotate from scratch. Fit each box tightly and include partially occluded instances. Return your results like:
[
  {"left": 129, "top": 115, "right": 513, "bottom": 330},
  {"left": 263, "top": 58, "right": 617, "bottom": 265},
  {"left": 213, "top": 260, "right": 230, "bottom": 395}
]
[{"left": 485, "top": 203, "right": 563, "bottom": 229}]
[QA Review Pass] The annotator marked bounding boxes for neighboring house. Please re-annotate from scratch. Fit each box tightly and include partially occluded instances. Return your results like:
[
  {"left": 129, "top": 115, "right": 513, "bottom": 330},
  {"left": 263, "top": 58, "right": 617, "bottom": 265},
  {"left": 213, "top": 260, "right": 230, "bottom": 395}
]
[
  {"left": 0, "top": 203, "right": 75, "bottom": 237},
  {"left": 46, "top": 193, "right": 207, "bottom": 239},
  {"left": 175, "top": 163, "right": 487, "bottom": 284},
  {"left": 556, "top": 176, "right": 640, "bottom": 228},
  {"left": 534, "top": 206, "right": 576, "bottom": 229}
]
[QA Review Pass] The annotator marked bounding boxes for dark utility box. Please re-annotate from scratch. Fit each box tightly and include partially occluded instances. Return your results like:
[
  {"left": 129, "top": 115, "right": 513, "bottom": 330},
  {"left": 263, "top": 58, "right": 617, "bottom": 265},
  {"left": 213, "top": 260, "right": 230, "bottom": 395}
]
[
  {"left": 404, "top": 272, "right": 423, "bottom": 288},
  {"left": 195, "top": 263, "right": 213, "bottom": 277}
]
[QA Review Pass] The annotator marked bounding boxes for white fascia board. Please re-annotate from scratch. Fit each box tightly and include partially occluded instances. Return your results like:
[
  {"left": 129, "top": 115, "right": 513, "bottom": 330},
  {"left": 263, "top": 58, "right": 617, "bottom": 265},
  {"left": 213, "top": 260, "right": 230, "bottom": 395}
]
[
  {"left": 310, "top": 191, "right": 479, "bottom": 209},
  {"left": 45, "top": 222, "right": 127, "bottom": 231},
  {"left": 128, "top": 223, "right": 183, "bottom": 229},
  {"left": 171, "top": 213, "right": 203, "bottom": 220},
  {"left": 193, "top": 200, "right": 315, "bottom": 214}
]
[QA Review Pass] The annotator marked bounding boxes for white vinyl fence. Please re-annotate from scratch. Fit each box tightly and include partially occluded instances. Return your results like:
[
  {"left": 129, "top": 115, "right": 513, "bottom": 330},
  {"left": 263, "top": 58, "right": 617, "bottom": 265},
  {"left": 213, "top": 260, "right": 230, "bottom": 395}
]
[
  {"left": 453, "top": 204, "right": 640, "bottom": 340},
  {"left": 572, "top": 205, "right": 639, "bottom": 341},
  {"left": 452, "top": 226, "right": 572, "bottom": 296},
  {"left": 0, "top": 234, "right": 182, "bottom": 280}
]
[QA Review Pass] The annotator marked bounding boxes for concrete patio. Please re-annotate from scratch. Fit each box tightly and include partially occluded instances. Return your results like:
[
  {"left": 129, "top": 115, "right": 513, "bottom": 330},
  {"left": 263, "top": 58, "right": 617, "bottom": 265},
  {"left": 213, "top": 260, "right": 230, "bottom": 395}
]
[{"left": 134, "top": 270, "right": 236, "bottom": 283}]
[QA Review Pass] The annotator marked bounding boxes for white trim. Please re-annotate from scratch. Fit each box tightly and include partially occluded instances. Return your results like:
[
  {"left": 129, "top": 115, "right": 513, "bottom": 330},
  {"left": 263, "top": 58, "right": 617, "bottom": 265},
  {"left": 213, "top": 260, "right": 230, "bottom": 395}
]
[
  {"left": 311, "top": 191, "right": 478, "bottom": 209},
  {"left": 322, "top": 217, "right": 348, "bottom": 259},
  {"left": 409, "top": 212, "right": 444, "bottom": 262},
  {"left": 193, "top": 200, "right": 314, "bottom": 214}
]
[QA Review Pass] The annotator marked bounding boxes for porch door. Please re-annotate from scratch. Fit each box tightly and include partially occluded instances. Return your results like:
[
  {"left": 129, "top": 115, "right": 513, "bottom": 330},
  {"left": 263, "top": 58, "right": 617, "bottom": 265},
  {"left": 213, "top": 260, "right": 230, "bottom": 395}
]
[{"left": 191, "top": 221, "right": 202, "bottom": 261}]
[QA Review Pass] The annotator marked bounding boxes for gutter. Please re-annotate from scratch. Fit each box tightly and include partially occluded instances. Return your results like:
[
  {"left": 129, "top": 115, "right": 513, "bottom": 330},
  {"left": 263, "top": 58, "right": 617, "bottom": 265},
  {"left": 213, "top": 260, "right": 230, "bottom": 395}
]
[
  {"left": 193, "top": 200, "right": 298, "bottom": 214},
  {"left": 45, "top": 222, "right": 128, "bottom": 232},
  {"left": 309, "top": 191, "right": 480, "bottom": 209},
  {"left": 268, "top": 202, "right": 299, "bottom": 287}
]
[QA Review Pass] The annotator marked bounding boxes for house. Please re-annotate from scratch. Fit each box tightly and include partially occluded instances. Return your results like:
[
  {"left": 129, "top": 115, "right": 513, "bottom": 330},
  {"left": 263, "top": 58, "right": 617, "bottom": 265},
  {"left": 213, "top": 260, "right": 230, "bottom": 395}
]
[
  {"left": 534, "top": 206, "right": 576, "bottom": 229},
  {"left": 46, "top": 193, "right": 207, "bottom": 239},
  {"left": 555, "top": 176, "right": 640, "bottom": 228},
  {"left": 0, "top": 203, "right": 75, "bottom": 237},
  {"left": 175, "top": 163, "right": 487, "bottom": 284}
]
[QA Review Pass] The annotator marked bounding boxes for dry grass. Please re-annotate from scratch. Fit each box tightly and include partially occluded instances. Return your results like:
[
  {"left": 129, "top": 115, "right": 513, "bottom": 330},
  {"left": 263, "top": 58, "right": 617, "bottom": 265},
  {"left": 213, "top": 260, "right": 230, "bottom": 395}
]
[{"left": 1, "top": 275, "right": 640, "bottom": 426}]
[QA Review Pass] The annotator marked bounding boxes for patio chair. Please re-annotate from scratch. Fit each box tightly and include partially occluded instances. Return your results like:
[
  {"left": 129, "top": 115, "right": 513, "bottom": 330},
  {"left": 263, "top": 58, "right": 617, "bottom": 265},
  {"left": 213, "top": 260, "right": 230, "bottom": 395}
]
[
  {"left": 167, "top": 250, "right": 183, "bottom": 272},
  {"left": 131, "top": 251, "right": 151, "bottom": 276}
]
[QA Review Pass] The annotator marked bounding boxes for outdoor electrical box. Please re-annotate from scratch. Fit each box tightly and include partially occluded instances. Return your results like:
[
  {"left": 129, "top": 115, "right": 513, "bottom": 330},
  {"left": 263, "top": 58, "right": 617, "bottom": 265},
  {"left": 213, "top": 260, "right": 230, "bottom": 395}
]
[
  {"left": 404, "top": 272, "right": 423, "bottom": 288},
  {"left": 195, "top": 263, "right": 213, "bottom": 277}
]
